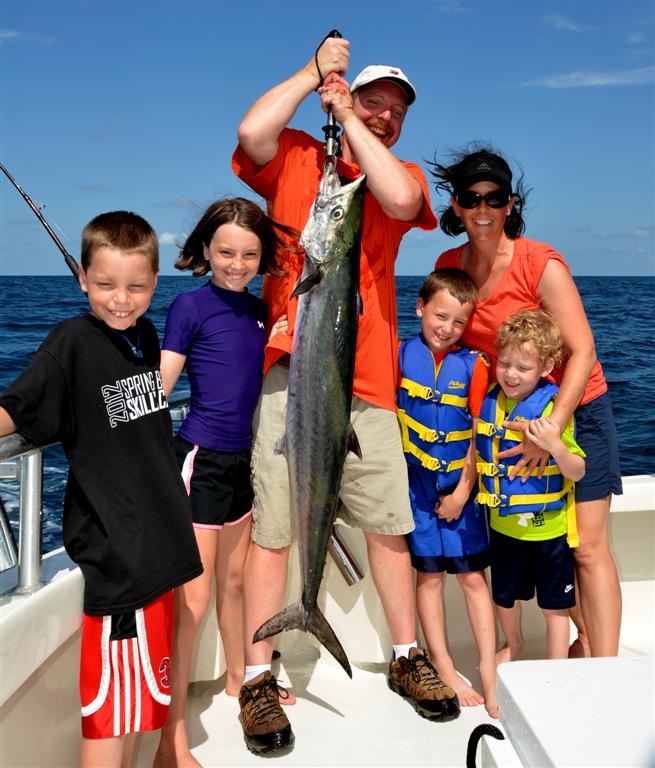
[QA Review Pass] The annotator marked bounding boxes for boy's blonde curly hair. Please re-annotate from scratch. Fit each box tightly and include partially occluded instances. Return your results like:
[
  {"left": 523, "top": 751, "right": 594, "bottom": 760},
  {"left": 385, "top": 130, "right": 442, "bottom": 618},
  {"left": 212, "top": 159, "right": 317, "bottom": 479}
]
[{"left": 495, "top": 308, "right": 565, "bottom": 367}]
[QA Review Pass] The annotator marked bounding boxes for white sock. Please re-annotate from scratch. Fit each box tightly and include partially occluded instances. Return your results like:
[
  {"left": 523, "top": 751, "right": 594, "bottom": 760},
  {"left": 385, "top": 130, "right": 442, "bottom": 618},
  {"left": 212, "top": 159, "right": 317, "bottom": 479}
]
[
  {"left": 393, "top": 642, "right": 417, "bottom": 660},
  {"left": 244, "top": 664, "right": 271, "bottom": 684}
]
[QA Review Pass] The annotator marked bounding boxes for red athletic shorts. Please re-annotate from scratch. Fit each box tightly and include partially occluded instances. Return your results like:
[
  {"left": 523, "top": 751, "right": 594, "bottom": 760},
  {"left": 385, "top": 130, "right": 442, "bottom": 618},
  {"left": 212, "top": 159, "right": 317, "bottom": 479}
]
[{"left": 80, "top": 591, "right": 174, "bottom": 739}]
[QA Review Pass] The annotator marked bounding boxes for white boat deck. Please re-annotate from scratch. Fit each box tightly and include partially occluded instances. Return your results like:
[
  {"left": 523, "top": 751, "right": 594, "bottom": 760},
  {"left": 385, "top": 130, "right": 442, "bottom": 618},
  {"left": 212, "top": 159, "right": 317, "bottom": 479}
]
[
  {"left": 1, "top": 475, "right": 654, "bottom": 767},
  {"left": 137, "top": 646, "right": 495, "bottom": 767}
]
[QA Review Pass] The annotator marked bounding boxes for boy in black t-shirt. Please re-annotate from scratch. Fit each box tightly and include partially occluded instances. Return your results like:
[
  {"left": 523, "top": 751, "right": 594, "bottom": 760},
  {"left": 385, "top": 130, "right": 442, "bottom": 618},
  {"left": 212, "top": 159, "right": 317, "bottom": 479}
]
[{"left": 0, "top": 211, "right": 202, "bottom": 767}]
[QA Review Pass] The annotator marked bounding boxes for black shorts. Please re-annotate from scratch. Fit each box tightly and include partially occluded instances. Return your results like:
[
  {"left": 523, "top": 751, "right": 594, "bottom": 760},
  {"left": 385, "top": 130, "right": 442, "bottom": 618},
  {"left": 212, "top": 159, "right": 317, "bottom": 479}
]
[
  {"left": 490, "top": 529, "right": 575, "bottom": 610},
  {"left": 175, "top": 435, "right": 253, "bottom": 528},
  {"left": 574, "top": 391, "right": 623, "bottom": 503}
]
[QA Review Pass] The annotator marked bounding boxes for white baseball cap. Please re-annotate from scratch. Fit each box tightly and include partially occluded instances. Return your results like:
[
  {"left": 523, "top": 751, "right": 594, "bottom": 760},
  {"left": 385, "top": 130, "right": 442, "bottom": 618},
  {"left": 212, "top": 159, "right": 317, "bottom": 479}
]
[{"left": 350, "top": 65, "right": 416, "bottom": 105}]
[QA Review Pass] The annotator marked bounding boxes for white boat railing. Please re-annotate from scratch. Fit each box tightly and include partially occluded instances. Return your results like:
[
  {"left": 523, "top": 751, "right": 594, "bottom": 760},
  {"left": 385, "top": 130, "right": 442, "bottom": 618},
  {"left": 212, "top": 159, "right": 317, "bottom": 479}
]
[{"left": 0, "top": 393, "right": 191, "bottom": 593}]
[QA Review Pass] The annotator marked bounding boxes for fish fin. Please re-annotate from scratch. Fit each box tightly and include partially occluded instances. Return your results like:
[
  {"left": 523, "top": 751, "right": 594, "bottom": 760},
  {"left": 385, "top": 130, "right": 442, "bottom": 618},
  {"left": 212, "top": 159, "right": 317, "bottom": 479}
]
[
  {"left": 270, "top": 434, "right": 287, "bottom": 458},
  {"left": 291, "top": 269, "right": 322, "bottom": 299},
  {"left": 254, "top": 602, "right": 352, "bottom": 678},
  {"left": 347, "top": 422, "right": 362, "bottom": 459}
]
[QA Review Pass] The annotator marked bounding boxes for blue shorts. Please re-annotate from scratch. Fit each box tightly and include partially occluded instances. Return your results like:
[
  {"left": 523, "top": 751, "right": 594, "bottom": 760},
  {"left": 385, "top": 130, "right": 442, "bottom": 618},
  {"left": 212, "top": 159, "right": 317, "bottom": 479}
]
[
  {"left": 411, "top": 550, "right": 490, "bottom": 574},
  {"left": 406, "top": 467, "right": 489, "bottom": 563},
  {"left": 490, "top": 529, "right": 575, "bottom": 610},
  {"left": 574, "top": 391, "right": 622, "bottom": 503}
]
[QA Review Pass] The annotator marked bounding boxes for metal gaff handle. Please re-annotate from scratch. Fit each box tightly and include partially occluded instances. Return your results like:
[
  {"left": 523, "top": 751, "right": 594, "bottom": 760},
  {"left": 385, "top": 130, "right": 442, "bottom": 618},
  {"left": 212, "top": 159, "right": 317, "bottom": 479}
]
[{"left": 319, "top": 29, "right": 342, "bottom": 162}]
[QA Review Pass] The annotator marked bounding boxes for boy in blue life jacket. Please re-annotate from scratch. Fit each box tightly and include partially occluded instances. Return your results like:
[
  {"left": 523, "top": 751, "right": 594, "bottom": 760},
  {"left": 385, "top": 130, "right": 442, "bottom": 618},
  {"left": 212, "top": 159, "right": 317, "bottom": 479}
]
[
  {"left": 397, "top": 268, "right": 498, "bottom": 719},
  {"left": 476, "top": 308, "right": 585, "bottom": 663}
]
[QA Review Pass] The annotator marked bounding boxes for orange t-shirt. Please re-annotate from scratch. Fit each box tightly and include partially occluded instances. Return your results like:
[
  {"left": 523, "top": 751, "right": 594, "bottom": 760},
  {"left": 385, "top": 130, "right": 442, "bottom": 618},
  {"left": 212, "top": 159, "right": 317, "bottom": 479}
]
[
  {"left": 435, "top": 237, "right": 607, "bottom": 405},
  {"left": 232, "top": 128, "right": 438, "bottom": 411}
]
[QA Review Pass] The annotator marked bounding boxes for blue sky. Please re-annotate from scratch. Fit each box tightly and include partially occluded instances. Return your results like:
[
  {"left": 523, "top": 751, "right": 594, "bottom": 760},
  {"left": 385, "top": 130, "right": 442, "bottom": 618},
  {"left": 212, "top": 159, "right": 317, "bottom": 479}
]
[{"left": 1, "top": 0, "right": 653, "bottom": 276}]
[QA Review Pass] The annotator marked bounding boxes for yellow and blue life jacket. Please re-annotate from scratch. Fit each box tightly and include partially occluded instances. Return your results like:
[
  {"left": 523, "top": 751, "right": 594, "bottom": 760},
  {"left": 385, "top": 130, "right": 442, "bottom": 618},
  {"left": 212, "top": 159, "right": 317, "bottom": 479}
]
[
  {"left": 476, "top": 380, "right": 576, "bottom": 535},
  {"left": 397, "top": 336, "right": 478, "bottom": 492}
]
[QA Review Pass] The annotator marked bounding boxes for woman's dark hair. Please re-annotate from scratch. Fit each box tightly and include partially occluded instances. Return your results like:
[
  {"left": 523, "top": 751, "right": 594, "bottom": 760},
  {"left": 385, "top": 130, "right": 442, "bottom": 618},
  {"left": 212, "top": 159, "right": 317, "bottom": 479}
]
[
  {"left": 175, "top": 197, "right": 296, "bottom": 277},
  {"left": 428, "top": 144, "right": 530, "bottom": 239}
]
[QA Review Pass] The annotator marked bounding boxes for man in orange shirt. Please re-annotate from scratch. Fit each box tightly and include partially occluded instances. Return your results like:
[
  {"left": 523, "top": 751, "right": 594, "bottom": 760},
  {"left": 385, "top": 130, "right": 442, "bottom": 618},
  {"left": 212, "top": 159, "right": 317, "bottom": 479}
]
[{"left": 232, "top": 36, "right": 448, "bottom": 754}]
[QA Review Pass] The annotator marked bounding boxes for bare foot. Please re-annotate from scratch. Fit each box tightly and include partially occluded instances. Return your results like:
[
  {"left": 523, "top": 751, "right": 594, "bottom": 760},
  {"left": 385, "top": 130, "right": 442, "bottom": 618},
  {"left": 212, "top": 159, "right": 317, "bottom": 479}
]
[
  {"left": 278, "top": 684, "right": 297, "bottom": 705},
  {"left": 153, "top": 742, "right": 203, "bottom": 768},
  {"left": 495, "top": 643, "right": 521, "bottom": 664},
  {"left": 485, "top": 700, "right": 500, "bottom": 719},
  {"left": 479, "top": 658, "right": 499, "bottom": 719},
  {"left": 568, "top": 637, "right": 590, "bottom": 659},
  {"left": 439, "top": 667, "right": 484, "bottom": 707}
]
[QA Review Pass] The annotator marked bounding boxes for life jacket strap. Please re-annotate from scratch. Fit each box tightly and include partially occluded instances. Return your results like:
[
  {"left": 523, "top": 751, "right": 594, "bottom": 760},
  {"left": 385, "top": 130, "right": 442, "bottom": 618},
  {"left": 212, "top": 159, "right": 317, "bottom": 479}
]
[
  {"left": 564, "top": 479, "right": 579, "bottom": 548},
  {"left": 398, "top": 409, "right": 471, "bottom": 445},
  {"left": 399, "top": 428, "right": 467, "bottom": 473},
  {"left": 477, "top": 419, "right": 524, "bottom": 443},
  {"left": 477, "top": 486, "right": 569, "bottom": 511},
  {"left": 476, "top": 461, "right": 563, "bottom": 479},
  {"left": 399, "top": 377, "right": 468, "bottom": 408}
]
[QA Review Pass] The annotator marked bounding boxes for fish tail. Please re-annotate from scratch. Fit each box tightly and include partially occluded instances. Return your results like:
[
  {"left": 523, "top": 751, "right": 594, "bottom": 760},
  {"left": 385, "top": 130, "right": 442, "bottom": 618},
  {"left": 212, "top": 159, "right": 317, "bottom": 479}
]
[
  {"left": 306, "top": 606, "right": 352, "bottom": 678},
  {"left": 253, "top": 602, "right": 352, "bottom": 678}
]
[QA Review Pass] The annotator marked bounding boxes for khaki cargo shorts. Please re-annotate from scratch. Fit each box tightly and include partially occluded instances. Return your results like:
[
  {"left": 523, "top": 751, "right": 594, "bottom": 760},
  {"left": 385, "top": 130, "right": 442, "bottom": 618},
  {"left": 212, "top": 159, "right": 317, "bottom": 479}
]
[{"left": 250, "top": 363, "right": 415, "bottom": 548}]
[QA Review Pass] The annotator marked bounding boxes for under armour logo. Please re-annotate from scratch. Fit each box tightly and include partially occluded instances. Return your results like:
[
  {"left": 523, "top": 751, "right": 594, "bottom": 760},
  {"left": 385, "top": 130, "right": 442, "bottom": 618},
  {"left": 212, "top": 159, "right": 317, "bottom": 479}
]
[{"left": 257, "top": 321, "right": 265, "bottom": 330}]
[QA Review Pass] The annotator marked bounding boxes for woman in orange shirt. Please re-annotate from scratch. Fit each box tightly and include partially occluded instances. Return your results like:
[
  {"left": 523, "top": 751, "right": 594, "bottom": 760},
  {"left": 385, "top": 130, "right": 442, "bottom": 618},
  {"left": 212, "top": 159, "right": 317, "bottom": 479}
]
[{"left": 431, "top": 147, "right": 622, "bottom": 659}]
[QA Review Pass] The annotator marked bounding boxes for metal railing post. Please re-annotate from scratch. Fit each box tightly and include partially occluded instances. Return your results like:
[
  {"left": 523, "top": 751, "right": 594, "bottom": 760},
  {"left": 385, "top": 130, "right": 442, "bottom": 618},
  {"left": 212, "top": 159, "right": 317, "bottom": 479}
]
[{"left": 16, "top": 449, "right": 43, "bottom": 592}]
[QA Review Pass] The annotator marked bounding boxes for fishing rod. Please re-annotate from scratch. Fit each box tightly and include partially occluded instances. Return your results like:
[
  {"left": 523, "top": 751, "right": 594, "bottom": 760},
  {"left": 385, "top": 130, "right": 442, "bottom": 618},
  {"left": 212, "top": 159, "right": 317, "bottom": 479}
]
[{"left": 1, "top": 162, "right": 79, "bottom": 279}]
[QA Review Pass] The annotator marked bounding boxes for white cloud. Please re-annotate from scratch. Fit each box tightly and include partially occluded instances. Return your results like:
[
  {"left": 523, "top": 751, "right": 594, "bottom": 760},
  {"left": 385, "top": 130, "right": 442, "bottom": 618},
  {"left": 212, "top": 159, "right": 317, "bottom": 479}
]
[
  {"left": 593, "top": 227, "right": 655, "bottom": 242},
  {"left": 0, "top": 28, "right": 54, "bottom": 43},
  {"left": 159, "top": 232, "right": 177, "bottom": 246},
  {"left": 521, "top": 66, "right": 654, "bottom": 88},
  {"left": 543, "top": 14, "right": 584, "bottom": 32},
  {"left": 433, "top": 1, "right": 470, "bottom": 15}
]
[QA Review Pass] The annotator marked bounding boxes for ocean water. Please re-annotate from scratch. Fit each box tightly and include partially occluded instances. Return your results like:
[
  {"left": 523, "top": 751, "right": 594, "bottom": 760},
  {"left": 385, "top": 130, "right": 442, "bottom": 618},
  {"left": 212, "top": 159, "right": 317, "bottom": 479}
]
[{"left": 1, "top": 274, "right": 654, "bottom": 552}]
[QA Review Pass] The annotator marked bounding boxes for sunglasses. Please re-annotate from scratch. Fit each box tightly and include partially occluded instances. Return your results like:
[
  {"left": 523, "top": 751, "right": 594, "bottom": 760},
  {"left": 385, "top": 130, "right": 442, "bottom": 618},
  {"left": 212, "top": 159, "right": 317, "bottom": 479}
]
[{"left": 455, "top": 190, "right": 512, "bottom": 209}]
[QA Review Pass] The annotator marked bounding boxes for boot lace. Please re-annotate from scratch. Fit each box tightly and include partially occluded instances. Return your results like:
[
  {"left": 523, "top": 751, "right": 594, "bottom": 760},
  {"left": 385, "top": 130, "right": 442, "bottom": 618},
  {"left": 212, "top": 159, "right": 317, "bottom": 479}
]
[
  {"left": 242, "top": 676, "right": 289, "bottom": 725},
  {"left": 406, "top": 653, "right": 450, "bottom": 694}
]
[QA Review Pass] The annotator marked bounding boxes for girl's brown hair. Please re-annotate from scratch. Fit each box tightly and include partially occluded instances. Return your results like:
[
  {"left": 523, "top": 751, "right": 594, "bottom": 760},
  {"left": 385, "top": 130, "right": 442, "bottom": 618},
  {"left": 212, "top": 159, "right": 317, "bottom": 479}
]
[{"left": 175, "top": 198, "right": 295, "bottom": 277}]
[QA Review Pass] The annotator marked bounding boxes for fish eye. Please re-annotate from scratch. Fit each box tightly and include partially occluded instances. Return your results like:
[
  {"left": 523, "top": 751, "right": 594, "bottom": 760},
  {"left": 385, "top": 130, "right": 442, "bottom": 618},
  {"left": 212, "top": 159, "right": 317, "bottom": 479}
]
[{"left": 331, "top": 207, "right": 344, "bottom": 220}]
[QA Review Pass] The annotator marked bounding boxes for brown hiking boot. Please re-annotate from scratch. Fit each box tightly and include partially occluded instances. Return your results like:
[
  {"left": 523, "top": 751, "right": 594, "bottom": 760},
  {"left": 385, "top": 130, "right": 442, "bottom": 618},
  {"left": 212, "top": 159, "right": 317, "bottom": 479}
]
[
  {"left": 238, "top": 671, "right": 294, "bottom": 754},
  {"left": 388, "top": 647, "right": 460, "bottom": 721}
]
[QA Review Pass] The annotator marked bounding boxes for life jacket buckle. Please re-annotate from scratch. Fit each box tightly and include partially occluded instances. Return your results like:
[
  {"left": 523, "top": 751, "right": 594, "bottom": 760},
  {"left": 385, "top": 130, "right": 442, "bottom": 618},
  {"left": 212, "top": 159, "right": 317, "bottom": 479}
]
[{"left": 434, "top": 430, "right": 447, "bottom": 444}]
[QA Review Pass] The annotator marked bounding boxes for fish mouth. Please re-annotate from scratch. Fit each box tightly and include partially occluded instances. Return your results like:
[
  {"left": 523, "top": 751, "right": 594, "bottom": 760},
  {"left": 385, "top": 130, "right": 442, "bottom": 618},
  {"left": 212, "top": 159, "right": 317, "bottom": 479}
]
[{"left": 317, "top": 168, "right": 366, "bottom": 201}]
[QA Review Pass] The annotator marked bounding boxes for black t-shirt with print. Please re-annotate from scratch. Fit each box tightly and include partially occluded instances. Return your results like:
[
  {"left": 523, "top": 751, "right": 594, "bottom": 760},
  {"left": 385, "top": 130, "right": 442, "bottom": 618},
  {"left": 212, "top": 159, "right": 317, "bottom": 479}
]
[{"left": 0, "top": 314, "right": 202, "bottom": 615}]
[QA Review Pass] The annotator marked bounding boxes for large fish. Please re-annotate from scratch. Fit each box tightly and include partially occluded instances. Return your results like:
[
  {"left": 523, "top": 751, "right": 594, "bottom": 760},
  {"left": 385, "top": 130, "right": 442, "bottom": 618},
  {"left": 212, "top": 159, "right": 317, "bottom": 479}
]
[{"left": 253, "top": 166, "right": 366, "bottom": 677}]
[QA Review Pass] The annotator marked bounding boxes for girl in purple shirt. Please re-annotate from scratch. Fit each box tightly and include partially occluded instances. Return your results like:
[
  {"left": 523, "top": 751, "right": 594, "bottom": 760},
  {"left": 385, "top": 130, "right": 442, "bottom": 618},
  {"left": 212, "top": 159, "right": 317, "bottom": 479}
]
[{"left": 155, "top": 198, "right": 291, "bottom": 766}]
